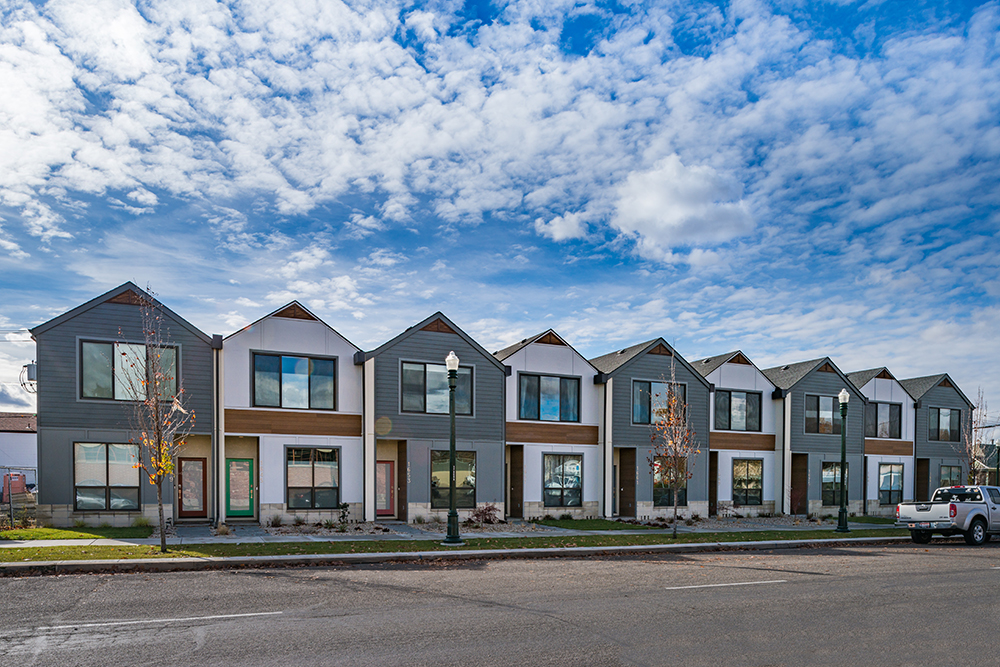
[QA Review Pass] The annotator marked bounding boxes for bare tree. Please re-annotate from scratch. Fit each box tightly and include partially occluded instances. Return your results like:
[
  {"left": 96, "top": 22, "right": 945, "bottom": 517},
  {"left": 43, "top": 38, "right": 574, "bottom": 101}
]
[
  {"left": 647, "top": 361, "right": 701, "bottom": 538},
  {"left": 958, "top": 387, "right": 992, "bottom": 485},
  {"left": 115, "top": 287, "right": 195, "bottom": 552}
]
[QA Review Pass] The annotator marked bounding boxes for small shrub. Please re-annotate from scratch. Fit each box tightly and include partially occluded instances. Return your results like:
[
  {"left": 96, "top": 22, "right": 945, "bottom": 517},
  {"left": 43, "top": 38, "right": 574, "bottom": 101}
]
[
  {"left": 98, "top": 522, "right": 111, "bottom": 529},
  {"left": 336, "top": 525, "right": 347, "bottom": 533},
  {"left": 543, "top": 514, "right": 556, "bottom": 521},
  {"left": 414, "top": 515, "right": 425, "bottom": 524},
  {"left": 323, "top": 519, "right": 337, "bottom": 530},
  {"left": 558, "top": 513, "right": 574, "bottom": 521},
  {"left": 268, "top": 514, "right": 283, "bottom": 527},
  {"left": 293, "top": 515, "right": 307, "bottom": 526},
  {"left": 470, "top": 503, "right": 501, "bottom": 525},
  {"left": 685, "top": 518, "right": 695, "bottom": 526},
  {"left": 337, "top": 502, "right": 350, "bottom": 525},
  {"left": 691, "top": 513, "right": 702, "bottom": 522},
  {"left": 215, "top": 523, "right": 230, "bottom": 536},
  {"left": 131, "top": 516, "right": 152, "bottom": 528},
  {"left": 73, "top": 519, "right": 89, "bottom": 529}
]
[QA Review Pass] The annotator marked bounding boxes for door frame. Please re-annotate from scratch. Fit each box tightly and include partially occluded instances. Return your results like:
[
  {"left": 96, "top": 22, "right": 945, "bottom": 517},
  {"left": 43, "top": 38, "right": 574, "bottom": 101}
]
[
  {"left": 226, "top": 458, "right": 255, "bottom": 518},
  {"left": 376, "top": 460, "right": 394, "bottom": 517},
  {"left": 178, "top": 457, "right": 208, "bottom": 518}
]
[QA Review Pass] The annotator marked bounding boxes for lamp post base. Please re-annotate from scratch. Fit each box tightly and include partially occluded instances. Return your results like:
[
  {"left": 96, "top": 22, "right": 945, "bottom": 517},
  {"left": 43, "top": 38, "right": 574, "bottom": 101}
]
[
  {"left": 835, "top": 508, "right": 851, "bottom": 533},
  {"left": 443, "top": 509, "right": 463, "bottom": 545}
]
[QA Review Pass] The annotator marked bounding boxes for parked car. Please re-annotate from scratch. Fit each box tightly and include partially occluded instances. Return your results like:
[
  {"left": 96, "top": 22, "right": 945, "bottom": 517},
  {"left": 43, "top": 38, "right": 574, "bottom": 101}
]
[{"left": 895, "top": 486, "right": 1000, "bottom": 545}]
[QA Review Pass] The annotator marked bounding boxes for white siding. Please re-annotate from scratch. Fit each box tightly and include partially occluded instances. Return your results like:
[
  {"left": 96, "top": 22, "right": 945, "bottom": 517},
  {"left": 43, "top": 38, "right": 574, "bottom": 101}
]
[
  {"left": 521, "top": 443, "right": 601, "bottom": 503},
  {"left": 715, "top": 450, "right": 777, "bottom": 503},
  {"left": 865, "top": 455, "right": 913, "bottom": 503},
  {"left": 706, "top": 362, "right": 777, "bottom": 435},
  {"left": 503, "top": 343, "right": 600, "bottom": 426},
  {"left": 259, "top": 435, "right": 364, "bottom": 505},
  {"left": 861, "top": 377, "right": 916, "bottom": 442}
]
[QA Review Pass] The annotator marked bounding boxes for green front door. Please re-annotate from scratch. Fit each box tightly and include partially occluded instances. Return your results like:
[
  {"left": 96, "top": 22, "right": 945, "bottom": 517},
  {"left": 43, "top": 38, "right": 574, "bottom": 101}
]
[{"left": 226, "top": 458, "right": 254, "bottom": 517}]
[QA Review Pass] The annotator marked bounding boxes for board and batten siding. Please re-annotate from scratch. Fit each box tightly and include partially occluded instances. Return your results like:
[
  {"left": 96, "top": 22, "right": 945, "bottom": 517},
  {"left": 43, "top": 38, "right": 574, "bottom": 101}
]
[{"left": 609, "top": 353, "right": 711, "bottom": 504}]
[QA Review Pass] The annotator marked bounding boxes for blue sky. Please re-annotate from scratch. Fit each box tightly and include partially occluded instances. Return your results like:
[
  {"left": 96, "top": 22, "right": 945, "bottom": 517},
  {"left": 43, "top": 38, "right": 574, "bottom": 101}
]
[{"left": 1, "top": 0, "right": 999, "bottom": 424}]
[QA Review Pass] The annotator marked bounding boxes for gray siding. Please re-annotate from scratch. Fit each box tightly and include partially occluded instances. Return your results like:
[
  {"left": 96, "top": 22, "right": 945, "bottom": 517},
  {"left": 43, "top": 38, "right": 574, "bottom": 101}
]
[
  {"left": 914, "top": 384, "right": 970, "bottom": 460},
  {"left": 35, "top": 301, "right": 214, "bottom": 506},
  {"left": 609, "top": 353, "right": 711, "bottom": 504},
  {"left": 405, "top": 439, "right": 504, "bottom": 504}
]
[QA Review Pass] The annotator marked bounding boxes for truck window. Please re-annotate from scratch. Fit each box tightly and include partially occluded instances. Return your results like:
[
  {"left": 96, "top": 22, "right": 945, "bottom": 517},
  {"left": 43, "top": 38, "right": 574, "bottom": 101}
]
[
  {"left": 932, "top": 488, "right": 983, "bottom": 502},
  {"left": 988, "top": 489, "right": 1000, "bottom": 504}
]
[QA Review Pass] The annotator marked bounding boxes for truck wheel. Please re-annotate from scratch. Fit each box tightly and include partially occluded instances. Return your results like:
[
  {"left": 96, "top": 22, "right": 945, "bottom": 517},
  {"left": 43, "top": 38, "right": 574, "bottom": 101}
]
[
  {"left": 910, "top": 530, "right": 932, "bottom": 544},
  {"left": 964, "top": 519, "right": 989, "bottom": 546}
]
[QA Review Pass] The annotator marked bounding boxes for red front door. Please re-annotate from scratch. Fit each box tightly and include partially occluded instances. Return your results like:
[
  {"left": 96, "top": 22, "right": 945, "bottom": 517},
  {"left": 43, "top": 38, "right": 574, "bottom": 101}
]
[
  {"left": 376, "top": 461, "right": 394, "bottom": 516},
  {"left": 178, "top": 457, "right": 207, "bottom": 518}
]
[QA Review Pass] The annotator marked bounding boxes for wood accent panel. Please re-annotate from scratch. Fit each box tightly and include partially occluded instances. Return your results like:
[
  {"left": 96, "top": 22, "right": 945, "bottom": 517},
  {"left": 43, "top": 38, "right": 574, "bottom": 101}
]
[
  {"left": 107, "top": 289, "right": 145, "bottom": 306},
  {"left": 730, "top": 352, "right": 751, "bottom": 365},
  {"left": 648, "top": 343, "right": 672, "bottom": 356},
  {"left": 421, "top": 318, "right": 457, "bottom": 334},
  {"left": 709, "top": 432, "right": 776, "bottom": 451},
  {"left": 537, "top": 332, "right": 565, "bottom": 346},
  {"left": 876, "top": 369, "right": 893, "bottom": 380},
  {"left": 818, "top": 362, "right": 836, "bottom": 373},
  {"left": 939, "top": 378, "right": 954, "bottom": 388},
  {"left": 619, "top": 448, "right": 636, "bottom": 517},
  {"left": 225, "top": 409, "right": 362, "bottom": 437},
  {"left": 864, "top": 439, "right": 913, "bottom": 456},
  {"left": 505, "top": 422, "right": 599, "bottom": 445},
  {"left": 273, "top": 303, "right": 316, "bottom": 320}
]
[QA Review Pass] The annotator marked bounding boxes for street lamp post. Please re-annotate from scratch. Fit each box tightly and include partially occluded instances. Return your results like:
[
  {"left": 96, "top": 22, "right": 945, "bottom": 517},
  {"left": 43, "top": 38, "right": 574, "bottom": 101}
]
[
  {"left": 836, "top": 388, "right": 851, "bottom": 534},
  {"left": 443, "top": 351, "right": 463, "bottom": 545}
]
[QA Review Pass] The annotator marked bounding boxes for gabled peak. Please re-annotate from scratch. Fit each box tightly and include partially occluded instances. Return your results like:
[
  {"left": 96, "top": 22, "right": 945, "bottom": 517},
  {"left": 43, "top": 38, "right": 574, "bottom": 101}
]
[
  {"left": 877, "top": 369, "right": 893, "bottom": 380},
  {"left": 729, "top": 352, "right": 751, "bottom": 365},
  {"left": 421, "top": 318, "right": 458, "bottom": 335},
  {"left": 818, "top": 362, "right": 836, "bottom": 373},
  {"left": 273, "top": 303, "right": 317, "bottom": 321},
  {"left": 939, "top": 378, "right": 954, "bottom": 388},
  {"left": 648, "top": 343, "right": 672, "bottom": 356},
  {"left": 536, "top": 331, "right": 566, "bottom": 346},
  {"left": 106, "top": 289, "right": 147, "bottom": 306}
]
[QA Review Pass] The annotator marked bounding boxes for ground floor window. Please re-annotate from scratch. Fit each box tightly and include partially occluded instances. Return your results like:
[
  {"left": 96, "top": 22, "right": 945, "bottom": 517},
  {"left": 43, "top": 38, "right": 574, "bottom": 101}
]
[
  {"left": 74, "top": 443, "right": 140, "bottom": 511},
  {"left": 822, "top": 462, "right": 848, "bottom": 507},
  {"left": 431, "top": 450, "right": 476, "bottom": 509},
  {"left": 543, "top": 454, "right": 582, "bottom": 507},
  {"left": 652, "top": 456, "right": 687, "bottom": 507},
  {"left": 940, "top": 465, "right": 963, "bottom": 487},
  {"left": 286, "top": 447, "right": 339, "bottom": 509},
  {"left": 878, "top": 463, "right": 903, "bottom": 505},
  {"left": 732, "top": 459, "right": 763, "bottom": 506}
]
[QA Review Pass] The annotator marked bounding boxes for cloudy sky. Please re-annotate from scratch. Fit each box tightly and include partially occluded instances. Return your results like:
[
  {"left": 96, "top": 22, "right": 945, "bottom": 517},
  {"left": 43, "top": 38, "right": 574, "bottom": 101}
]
[{"left": 1, "top": 0, "right": 998, "bottom": 422}]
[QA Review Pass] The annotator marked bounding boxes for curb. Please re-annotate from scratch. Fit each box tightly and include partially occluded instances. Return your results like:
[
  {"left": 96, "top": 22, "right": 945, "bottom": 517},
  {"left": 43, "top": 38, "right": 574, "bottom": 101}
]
[{"left": 0, "top": 536, "right": 911, "bottom": 576}]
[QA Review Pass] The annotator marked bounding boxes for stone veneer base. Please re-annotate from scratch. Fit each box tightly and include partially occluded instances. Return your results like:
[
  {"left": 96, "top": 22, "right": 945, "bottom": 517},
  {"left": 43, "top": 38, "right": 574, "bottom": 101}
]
[{"left": 522, "top": 501, "right": 600, "bottom": 521}]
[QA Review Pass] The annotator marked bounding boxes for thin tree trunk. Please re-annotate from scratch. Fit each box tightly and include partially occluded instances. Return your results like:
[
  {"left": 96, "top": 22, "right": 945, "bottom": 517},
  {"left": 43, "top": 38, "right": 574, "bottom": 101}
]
[
  {"left": 672, "top": 489, "right": 678, "bottom": 538},
  {"left": 157, "top": 480, "right": 167, "bottom": 553}
]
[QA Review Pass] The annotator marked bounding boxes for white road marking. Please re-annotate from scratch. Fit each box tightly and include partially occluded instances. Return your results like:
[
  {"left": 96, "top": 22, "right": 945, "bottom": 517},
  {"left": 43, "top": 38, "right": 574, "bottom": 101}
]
[
  {"left": 664, "top": 579, "right": 787, "bottom": 590},
  {"left": 37, "top": 611, "right": 283, "bottom": 631}
]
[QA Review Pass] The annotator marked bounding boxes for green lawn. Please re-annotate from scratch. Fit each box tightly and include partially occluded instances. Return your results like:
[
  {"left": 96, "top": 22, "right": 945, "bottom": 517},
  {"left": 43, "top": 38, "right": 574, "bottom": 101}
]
[
  {"left": 534, "top": 518, "right": 658, "bottom": 531},
  {"left": 848, "top": 516, "right": 896, "bottom": 524},
  {"left": 0, "top": 526, "right": 155, "bottom": 541},
  {"left": 0, "top": 528, "right": 910, "bottom": 563}
]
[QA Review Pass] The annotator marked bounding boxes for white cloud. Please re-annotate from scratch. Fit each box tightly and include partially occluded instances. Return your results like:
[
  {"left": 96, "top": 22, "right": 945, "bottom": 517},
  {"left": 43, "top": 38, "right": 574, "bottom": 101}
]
[{"left": 534, "top": 212, "right": 587, "bottom": 241}]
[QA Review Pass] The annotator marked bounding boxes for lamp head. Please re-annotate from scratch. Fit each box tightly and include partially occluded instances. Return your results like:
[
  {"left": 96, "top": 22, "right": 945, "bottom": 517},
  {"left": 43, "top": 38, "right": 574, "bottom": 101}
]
[
  {"left": 838, "top": 388, "right": 850, "bottom": 405},
  {"left": 445, "top": 351, "right": 459, "bottom": 371}
]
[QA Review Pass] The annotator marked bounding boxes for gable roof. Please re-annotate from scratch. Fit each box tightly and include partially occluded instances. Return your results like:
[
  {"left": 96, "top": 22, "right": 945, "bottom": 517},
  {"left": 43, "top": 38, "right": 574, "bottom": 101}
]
[
  {"left": 762, "top": 357, "right": 861, "bottom": 395},
  {"left": 900, "top": 373, "right": 974, "bottom": 407},
  {"left": 845, "top": 367, "right": 885, "bottom": 390},
  {"left": 356, "top": 312, "right": 507, "bottom": 372},
  {"left": 691, "top": 351, "right": 741, "bottom": 378},
  {"left": 224, "top": 300, "right": 360, "bottom": 351},
  {"left": 588, "top": 338, "right": 710, "bottom": 388},
  {"left": 30, "top": 282, "right": 213, "bottom": 345},
  {"left": 493, "top": 329, "right": 599, "bottom": 372},
  {"left": 0, "top": 413, "right": 36, "bottom": 433}
]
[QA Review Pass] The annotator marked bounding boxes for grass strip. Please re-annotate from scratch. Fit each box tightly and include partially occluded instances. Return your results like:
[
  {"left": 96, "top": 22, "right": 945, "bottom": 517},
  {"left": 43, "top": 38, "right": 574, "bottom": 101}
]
[
  {"left": 0, "top": 528, "right": 910, "bottom": 563},
  {"left": 534, "top": 519, "right": 658, "bottom": 531},
  {"left": 0, "top": 527, "right": 155, "bottom": 541}
]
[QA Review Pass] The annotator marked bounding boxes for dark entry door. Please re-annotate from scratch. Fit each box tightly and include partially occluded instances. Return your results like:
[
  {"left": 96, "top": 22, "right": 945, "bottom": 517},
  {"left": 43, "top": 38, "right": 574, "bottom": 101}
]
[
  {"left": 619, "top": 448, "right": 636, "bottom": 517},
  {"left": 178, "top": 457, "right": 207, "bottom": 518},
  {"left": 791, "top": 454, "right": 808, "bottom": 514},
  {"left": 509, "top": 445, "right": 523, "bottom": 518},
  {"left": 915, "top": 459, "right": 930, "bottom": 501},
  {"left": 709, "top": 452, "right": 719, "bottom": 516}
]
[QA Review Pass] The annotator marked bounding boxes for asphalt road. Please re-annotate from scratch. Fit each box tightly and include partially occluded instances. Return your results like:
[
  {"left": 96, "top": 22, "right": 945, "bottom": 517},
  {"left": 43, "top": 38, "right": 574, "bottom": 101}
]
[{"left": 0, "top": 542, "right": 998, "bottom": 666}]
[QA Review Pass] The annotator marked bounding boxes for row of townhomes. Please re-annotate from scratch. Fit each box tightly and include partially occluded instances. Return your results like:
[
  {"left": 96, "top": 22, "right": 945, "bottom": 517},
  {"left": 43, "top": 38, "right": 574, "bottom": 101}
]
[{"left": 30, "top": 283, "right": 976, "bottom": 527}]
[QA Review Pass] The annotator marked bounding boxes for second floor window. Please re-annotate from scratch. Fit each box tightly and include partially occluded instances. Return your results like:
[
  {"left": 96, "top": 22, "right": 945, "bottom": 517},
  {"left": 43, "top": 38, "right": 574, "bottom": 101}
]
[
  {"left": 81, "top": 341, "right": 176, "bottom": 401},
  {"left": 633, "top": 381, "right": 686, "bottom": 425},
  {"left": 805, "top": 395, "right": 842, "bottom": 435},
  {"left": 254, "top": 354, "right": 335, "bottom": 410},
  {"left": 929, "top": 408, "right": 961, "bottom": 442},
  {"left": 865, "top": 402, "right": 902, "bottom": 439},
  {"left": 402, "top": 362, "right": 472, "bottom": 415},
  {"left": 715, "top": 390, "right": 762, "bottom": 431},
  {"left": 519, "top": 375, "right": 580, "bottom": 421}
]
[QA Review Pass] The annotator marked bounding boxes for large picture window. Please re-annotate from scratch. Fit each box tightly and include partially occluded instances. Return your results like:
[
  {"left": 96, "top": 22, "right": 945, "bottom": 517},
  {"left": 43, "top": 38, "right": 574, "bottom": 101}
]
[
  {"left": 822, "top": 461, "right": 848, "bottom": 506},
  {"left": 286, "top": 448, "right": 339, "bottom": 509},
  {"left": 402, "top": 362, "right": 472, "bottom": 415},
  {"left": 543, "top": 454, "right": 582, "bottom": 507},
  {"left": 652, "top": 456, "right": 687, "bottom": 506},
  {"left": 81, "top": 341, "right": 177, "bottom": 401},
  {"left": 74, "top": 443, "right": 140, "bottom": 511},
  {"left": 878, "top": 463, "right": 903, "bottom": 505},
  {"left": 715, "top": 391, "right": 762, "bottom": 431},
  {"left": 254, "top": 354, "right": 335, "bottom": 410},
  {"left": 519, "top": 375, "right": 580, "bottom": 422},
  {"left": 732, "top": 459, "right": 763, "bottom": 506},
  {"left": 805, "top": 395, "right": 843, "bottom": 435},
  {"left": 430, "top": 450, "right": 476, "bottom": 508},
  {"left": 865, "top": 402, "right": 902, "bottom": 439},
  {"left": 929, "top": 408, "right": 961, "bottom": 442},
  {"left": 940, "top": 465, "right": 963, "bottom": 487},
  {"left": 633, "top": 381, "right": 686, "bottom": 425}
]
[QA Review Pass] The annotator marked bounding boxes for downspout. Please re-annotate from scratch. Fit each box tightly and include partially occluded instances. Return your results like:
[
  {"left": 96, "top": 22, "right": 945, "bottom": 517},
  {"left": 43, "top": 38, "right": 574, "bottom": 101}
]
[{"left": 211, "top": 334, "right": 222, "bottom": 526}]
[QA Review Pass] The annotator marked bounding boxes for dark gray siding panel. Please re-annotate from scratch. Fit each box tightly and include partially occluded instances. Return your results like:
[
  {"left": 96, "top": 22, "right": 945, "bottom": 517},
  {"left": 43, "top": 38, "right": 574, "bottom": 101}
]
[
  {"left": 372, "top": 330, "right": 505, "bottom": 443},
  {"left": 806, "top": 452, "right": 864, "bottom": 504},
  {"left": 789, "top": 371, "right": 864, "bottom": 455},
  {"left": 609, "top": 353, "right": 711, "bottom": 505},
  {"left": 403, "top": 438, "right": 504, "bottom": 504},
  {"left": 914, "top": 384, "right": 970, "bottom": 460}
]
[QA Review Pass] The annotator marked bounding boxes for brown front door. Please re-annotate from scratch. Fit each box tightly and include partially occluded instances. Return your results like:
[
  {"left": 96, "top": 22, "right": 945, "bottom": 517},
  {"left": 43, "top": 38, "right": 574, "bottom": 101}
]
[
  {"left": 619, "top": 448, "right": 636, "bottom": 517},
  {"left": 178, "top": 457, "right": 207, "bottom": 518},
  {"left": 396, "top": 442, "right": 408, "bottom": 522},
  {"left": 916, "top": 458, "right": 930, "bottom": 501},
  {"left": 709, "top": 451, "right": 719, "bottom": 516},
  {"left": 509, "top": 445, "right": 523, "bottom": 518},
  {"left": 791, "top": 454, "right": 808, "bottom": 514}
]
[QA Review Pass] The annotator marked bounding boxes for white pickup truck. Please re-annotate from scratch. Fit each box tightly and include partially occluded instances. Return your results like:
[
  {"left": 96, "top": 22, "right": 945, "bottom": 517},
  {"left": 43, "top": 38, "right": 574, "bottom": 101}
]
[{"left": 896, "top": 485, "right": 1000, "bottom": 545}]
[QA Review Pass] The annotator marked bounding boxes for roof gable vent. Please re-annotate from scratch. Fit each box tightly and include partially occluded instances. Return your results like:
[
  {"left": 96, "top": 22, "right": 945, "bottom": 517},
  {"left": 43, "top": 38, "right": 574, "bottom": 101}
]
[{"left": 421, "top": 318, "right": 458, "bottom": 335}]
